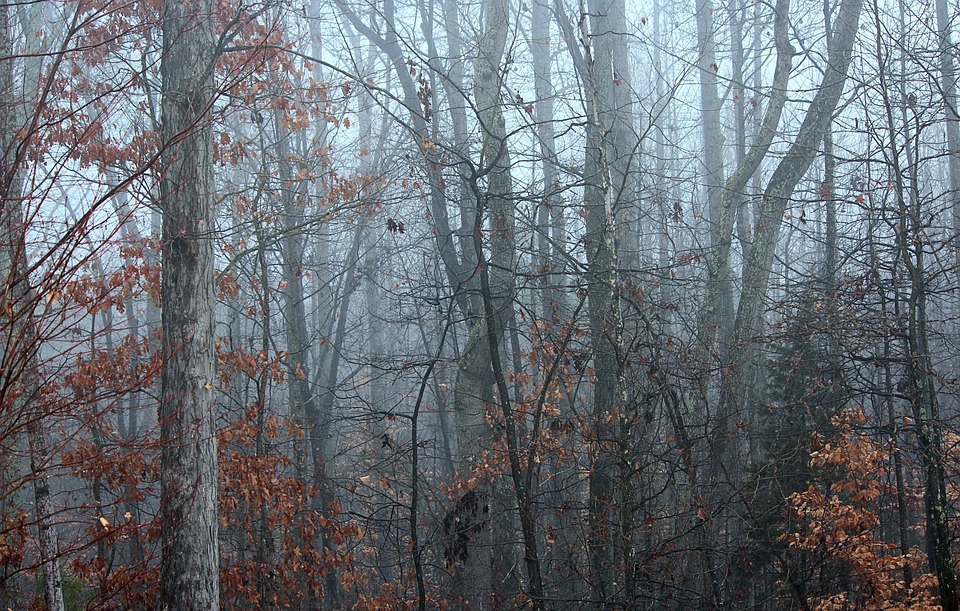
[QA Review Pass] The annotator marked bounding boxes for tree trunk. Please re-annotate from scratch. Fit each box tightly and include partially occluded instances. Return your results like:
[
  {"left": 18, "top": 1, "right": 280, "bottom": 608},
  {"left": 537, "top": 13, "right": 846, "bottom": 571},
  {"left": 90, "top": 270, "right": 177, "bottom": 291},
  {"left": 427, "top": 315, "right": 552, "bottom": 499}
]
[
  {"left": 685, "top": 0, "right": 793, "bottom": 603},
  {"left": 693, "top": 0, "right": 793, "bottom": 404},
  {"left": 529, "top": 3, "right": 580, "bottom": 601},
  {"left": 873, "top": 1, "right": 958, "bottom": 599},
  {"left": 0, "top": 7, "right": 64, "bottom": 610},
  {"left": 252, "top": 217, "right": 276, "bottom": 610},
  {"left": 158, "top": 0, "right": 219, "bottom": 607},
  {"left": 936, "top": 0, "right": 960, "bottom": 247},
  {"left": 530, "top": 0, "right": 566, "bottom": 330},
  {"left": 719, "top": 0, "right": 863, "bottom": 465},
  {"left": 453, "top": 0, "right": 537, "bottom": 604},
  {"left": 822, "top": 0, "right": 838, "bottom": 290},
  {"left": 696, "top": 0, "right": 730, "bottom": 351},
  {"left": 582, "top": 1, "right": 626, "bottom": 600}
]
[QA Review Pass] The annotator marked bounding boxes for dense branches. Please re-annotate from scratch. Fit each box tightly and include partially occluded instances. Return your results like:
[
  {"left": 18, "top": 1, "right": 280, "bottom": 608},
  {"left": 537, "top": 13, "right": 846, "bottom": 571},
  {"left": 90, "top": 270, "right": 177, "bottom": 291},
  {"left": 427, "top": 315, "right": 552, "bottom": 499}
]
[{"left": 4, "top": 0, "right": 960, "bottom": 608}]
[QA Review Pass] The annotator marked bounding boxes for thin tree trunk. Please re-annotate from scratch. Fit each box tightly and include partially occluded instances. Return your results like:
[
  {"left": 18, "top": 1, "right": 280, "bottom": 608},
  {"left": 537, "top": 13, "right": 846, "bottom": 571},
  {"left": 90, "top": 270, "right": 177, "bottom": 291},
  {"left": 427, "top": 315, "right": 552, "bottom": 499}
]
[
  {"left": 870, "top": 233, "right": 913, "bottom": 590},
  {"left": 530, "top": 0, "right": 566, "bottom": 329},
  {"left": 696, "top": 0, "right": 730, "bottom": 356},
  {"left": 872, "top": 1, "right": 958, "bottom": 599},
  {"left": 529, "top": 3, "right": 578, "bottom": 601},
  {"left": 822, "top": 0, "right": 837, "bottom": 289},
  {"left": 0, "top": 7, "right": 64, "bottom": 610},
  {"left": 253, "top": 216, "right": 276, "bottom": 609}
]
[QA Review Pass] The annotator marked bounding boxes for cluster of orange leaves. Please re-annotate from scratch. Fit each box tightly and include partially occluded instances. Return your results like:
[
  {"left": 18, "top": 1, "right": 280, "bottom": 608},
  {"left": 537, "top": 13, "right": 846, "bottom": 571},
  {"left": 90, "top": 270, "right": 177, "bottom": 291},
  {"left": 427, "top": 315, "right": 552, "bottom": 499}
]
[
  {"left": 784, "top": 408, "right": 939, "bottom": 610},
  {"left": 63, "top": 336, "right": 158, "bottom": 405},
  {"left": 215, "top": 340, "right": 289, "bottom": 391},
  {"left": 57, "top": 350, "right": 358, "bottom": 608},
  {"left": 62, "top": 434, "right": 163, "bottom": 608},
  {"left": 219, "top": 405, "right": 358, "bottom": 608}
]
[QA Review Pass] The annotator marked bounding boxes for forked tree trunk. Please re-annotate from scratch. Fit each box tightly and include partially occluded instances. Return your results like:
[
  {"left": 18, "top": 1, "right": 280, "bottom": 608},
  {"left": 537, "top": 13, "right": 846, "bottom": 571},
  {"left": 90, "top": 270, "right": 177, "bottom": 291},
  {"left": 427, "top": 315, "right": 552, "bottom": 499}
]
[
  {"left": 693, "top": 0, "right": 793, "bottom": 418},
  {"left": 719, "top": 0, "right": 863, "bottom": 472}
]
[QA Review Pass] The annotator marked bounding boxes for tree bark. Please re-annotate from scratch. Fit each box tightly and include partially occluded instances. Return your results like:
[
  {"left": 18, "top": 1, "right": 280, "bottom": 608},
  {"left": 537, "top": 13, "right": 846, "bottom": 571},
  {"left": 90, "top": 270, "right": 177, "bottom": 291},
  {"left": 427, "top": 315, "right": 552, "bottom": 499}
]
[
  {"left": 694, "top": 0, "right": 793, "bottom": 397},
  {"left": 873, "top": 0, "right": 958, "bottom": 601},
  {"left": 452, "top": 0, "right": 536, "bottom": 604},
  {"left": 718, "top": 0, "right": 863, "bottom": 472},
  {"left": 581, "top": 0, "right": 631, "bottom": 600},
  {"left": 530, "top": 0, "right": 566, "bottom": 329},
  {"left": 935, "top": 0, "right": 960, "bottom": 246},
  {"left": 695, "top": 0, "right": 737, "bottom": 379},
  {"left": 158, "top": 0, "right": 219, "bottom": 607}
]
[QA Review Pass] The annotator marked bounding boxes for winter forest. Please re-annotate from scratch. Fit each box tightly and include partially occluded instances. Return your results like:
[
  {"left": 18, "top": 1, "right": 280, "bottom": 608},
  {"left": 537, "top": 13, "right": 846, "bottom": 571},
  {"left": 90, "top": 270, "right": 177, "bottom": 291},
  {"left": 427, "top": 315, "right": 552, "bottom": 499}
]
[{"left": 6, "top": 0, "right": 960, "bottom": 608}]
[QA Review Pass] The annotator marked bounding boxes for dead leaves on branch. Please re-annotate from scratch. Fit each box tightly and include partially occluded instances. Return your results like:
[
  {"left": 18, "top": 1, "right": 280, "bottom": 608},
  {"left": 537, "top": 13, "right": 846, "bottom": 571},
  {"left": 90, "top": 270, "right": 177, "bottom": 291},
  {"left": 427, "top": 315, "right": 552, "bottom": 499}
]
[{"left": 785, "top": 408, "right": 940, "bottom": 610}]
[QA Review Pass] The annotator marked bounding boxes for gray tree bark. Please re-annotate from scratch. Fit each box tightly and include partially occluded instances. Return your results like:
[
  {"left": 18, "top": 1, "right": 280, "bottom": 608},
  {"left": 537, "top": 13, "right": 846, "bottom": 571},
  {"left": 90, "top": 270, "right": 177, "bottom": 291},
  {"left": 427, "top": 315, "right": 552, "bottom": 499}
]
[
  {"left": 822, "top": 0, "right": 838, "bottom": 288},
  {"left": 579, "top": 0, "right": 636, "bottom": 602},
  {"left": 693, "top": 0, "right": 793, "bottom": 396},
  {"left": 695, "top": 0, "right": 738, "bottom": 371},
  {"left": 530, "top": 0, "right": 566, "bottom": 328},
  {"left": 158, "top": 0, "right": 219, "bottom": 607},
  {"left": 718, "top": 0, "right": 863, "bottom": 467},
  {"left": 936, "top": 0, "right": 960, "bottom": 246},
  {"left": 451, "top": 0, "right": 537, "bottom": 604},
  {"left": 552, "top": 0, "right": 634, "bottom": 602},
  {"left": 299, "top": 15, "right": 346, "bottom": 606},
  {"left": 682, "top": 0, "right": 793, "bottom": 603},
  {"left": 528, "top": 3, "right": 579, "bottom": 601}
]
